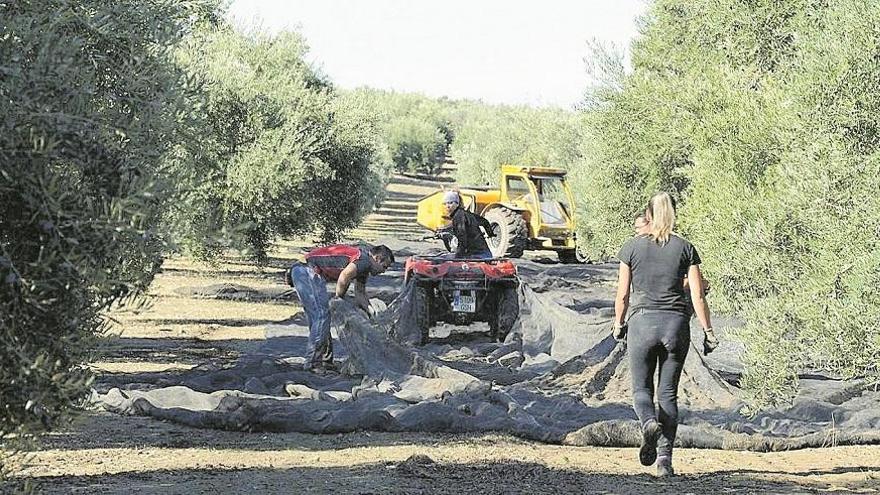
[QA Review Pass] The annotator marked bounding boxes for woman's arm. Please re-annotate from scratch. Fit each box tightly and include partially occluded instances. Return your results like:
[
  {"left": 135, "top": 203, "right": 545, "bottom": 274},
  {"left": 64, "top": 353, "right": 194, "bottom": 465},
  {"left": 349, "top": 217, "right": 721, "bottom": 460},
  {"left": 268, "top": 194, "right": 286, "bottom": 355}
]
[
  {"left": 614, "top": 262, "right": 632, "bottom": 327},
  {"left": 687, "top": 264, "right": 713, "bottom": 331}
]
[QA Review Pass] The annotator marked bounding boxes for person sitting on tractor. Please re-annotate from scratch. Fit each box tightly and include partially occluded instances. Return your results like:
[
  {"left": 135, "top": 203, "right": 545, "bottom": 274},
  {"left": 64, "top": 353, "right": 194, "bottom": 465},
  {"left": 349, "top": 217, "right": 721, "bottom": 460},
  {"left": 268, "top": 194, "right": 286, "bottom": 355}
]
[
  {"left": 285, "top": 244, "right": 394, "bottom": 373},
  {"left": 443, "top": 190, "right": 494, "bottom": 259}
]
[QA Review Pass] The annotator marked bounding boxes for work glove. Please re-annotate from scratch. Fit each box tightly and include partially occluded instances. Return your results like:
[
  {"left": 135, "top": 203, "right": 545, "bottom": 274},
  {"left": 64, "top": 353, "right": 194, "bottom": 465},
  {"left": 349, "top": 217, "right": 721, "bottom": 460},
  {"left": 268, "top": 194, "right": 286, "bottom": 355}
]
[
  {"left": 360, "top": 303, "right": 373, "bottom": 318},
  {"left": 612, "top": 322, "right": 628, "bottom": 342},
  {"left": 354, "top": 299, "right": 373, "bottom": 318},
  {"left": 703, "top": 328, "right": 719, "bottom": 355}
]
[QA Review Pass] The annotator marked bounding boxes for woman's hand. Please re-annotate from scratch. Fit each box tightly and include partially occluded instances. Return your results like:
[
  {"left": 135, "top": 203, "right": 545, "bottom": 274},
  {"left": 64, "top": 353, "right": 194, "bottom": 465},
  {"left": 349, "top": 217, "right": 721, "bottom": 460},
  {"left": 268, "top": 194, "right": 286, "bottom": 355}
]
[{"left": 703, "top": 327, "right": 719, "bottom": 355}]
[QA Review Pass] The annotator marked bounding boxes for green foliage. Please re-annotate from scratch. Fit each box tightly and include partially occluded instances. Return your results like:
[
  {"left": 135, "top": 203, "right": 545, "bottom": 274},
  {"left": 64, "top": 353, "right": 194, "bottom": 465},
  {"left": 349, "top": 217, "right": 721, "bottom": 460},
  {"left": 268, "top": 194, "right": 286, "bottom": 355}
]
[
  {"left": 343, "top": 90, "right": 584, "bottom": 184},
  {"left": 345, "top": 89, "right": 450, "bottom": 173},
  {"left": 581, "top": 0, "right": 880, "bottom": 404},
  {"left": 450, "top": 105, "right": 583, "bottom": 186},
  {"left": 170, "top": 28, "right": 390, "bottom": 259},
  {"left": 0, "top": 0, "right": 217, "bottom": 469},
  {"left": 387, "top": 116, "right": 447, "bottom": 173}
]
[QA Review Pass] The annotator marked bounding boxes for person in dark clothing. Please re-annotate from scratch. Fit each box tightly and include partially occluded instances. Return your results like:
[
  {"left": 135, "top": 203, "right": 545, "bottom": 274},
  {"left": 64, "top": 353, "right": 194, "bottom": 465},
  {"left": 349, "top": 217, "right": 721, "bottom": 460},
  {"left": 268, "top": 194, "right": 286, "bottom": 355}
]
[
  {"left": 613, "top": 192, "right": 714, "bottom": 477},
  {"left": 636, "top": 213, "right": 718, "bottom": 354},
  {"left": 633, "top": 213, "right": 650, "bottom": 235},
  {"left": 285, "top": 244, "right": 394, "bottom": 373},
  {"left": 443, "top": 190, "right": 494, "bottom": 259}
]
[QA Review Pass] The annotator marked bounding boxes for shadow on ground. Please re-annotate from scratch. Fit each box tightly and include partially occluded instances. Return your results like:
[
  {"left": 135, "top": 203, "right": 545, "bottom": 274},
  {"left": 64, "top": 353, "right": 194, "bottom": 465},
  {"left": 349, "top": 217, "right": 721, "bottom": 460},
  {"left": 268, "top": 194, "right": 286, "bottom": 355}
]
[
  {"left": 28, "top": 459, "right": 853, "bottom": 494},
  {"left": 39, "top": 413, "right": 501, "bottom": 451}
]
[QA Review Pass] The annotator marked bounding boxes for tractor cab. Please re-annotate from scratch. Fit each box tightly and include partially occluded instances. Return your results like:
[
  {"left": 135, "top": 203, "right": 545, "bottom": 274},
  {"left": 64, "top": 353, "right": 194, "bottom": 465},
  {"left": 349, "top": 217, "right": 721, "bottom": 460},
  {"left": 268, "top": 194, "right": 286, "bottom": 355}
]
[{"left": 500, "top": 165, "right": 576, "bottom": 233}]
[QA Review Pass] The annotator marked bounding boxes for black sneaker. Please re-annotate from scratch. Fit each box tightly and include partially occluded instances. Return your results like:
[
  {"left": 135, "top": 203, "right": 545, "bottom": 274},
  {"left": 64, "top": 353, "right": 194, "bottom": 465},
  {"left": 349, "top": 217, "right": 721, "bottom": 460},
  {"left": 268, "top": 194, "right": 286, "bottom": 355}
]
[
  {"left": 639, "top": 420, "right": 661, "bottom": 466},
  {"left": 656, "top": 456, "right": 675, "bottom": 477}
]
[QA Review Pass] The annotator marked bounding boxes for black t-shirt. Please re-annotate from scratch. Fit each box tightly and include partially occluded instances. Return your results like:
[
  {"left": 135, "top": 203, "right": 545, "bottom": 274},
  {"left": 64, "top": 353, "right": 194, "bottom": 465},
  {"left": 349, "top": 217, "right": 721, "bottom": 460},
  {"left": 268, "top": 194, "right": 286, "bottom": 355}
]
[{"left": 617, "top": 234, "right": 702, "bottom": 314}]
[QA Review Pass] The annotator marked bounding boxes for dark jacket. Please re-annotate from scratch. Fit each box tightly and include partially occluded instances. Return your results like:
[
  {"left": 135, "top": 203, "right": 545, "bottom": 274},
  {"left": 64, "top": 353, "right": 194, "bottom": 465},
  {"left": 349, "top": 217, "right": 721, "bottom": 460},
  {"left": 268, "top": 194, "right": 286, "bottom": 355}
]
[{"left": 450, "top": 206, "right": 492, "bottom": 257}]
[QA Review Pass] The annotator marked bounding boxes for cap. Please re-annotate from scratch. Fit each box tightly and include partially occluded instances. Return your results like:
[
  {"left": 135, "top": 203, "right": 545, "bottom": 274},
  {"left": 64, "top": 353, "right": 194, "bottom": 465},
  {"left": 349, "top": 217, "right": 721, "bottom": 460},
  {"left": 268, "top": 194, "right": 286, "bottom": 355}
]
[{"left": 442, "top": 190, "right": 460, "bottom": 204}]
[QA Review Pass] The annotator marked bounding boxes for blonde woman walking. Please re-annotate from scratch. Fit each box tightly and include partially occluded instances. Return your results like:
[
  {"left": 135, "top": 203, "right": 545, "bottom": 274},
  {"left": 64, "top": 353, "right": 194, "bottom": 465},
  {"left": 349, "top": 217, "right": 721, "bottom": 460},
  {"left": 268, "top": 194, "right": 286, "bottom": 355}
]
[{"left": 612, "top": 192, "right": 714, "bottom": 477}]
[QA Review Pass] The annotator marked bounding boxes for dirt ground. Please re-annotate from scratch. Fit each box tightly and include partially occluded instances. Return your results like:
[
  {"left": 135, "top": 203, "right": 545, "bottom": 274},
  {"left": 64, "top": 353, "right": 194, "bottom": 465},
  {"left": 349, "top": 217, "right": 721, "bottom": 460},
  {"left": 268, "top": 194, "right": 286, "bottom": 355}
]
[
  {"left": 13, "top": 174, "right": 880, "bottom": 494},
  {"left": 20, "top": 413, "right": 880, "bottom": 494}
]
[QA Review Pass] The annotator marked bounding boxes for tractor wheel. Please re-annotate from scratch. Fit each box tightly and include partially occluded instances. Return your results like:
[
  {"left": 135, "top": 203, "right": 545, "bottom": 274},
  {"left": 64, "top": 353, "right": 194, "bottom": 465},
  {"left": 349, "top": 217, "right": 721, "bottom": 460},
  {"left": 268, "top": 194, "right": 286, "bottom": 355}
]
[
  {"left": 558, "top": 245, "right": 589, "bottom": 264},
  {"left": 488, "top": 286, "right": 519, "bottom": 342},
  {"left": 484, "top": 207, "right": 528, "bottom": 258},
  {"left": 412, "top": 283, "right": 434, "bottom": 345}
]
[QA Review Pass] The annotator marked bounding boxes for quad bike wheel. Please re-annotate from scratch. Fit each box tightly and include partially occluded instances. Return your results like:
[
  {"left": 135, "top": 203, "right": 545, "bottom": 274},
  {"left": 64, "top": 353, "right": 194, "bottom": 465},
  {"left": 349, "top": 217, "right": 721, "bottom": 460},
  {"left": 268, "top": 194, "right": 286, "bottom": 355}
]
[
  {"left": 411, "top": 283, "right": 435, "bottom": 345},
  {"left": 488, "top": 286, "right": 519, "bottom": 342},
  {"left": 558, "top": 245, "right": 589, "bottom": 264}
]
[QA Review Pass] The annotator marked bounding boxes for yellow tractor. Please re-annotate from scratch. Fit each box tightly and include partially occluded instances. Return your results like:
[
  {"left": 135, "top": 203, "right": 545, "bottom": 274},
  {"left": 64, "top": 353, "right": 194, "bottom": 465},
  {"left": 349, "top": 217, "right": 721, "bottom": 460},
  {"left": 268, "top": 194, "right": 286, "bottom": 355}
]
[{"left": 416, "top": 165, "right": 587, "bottom": 263}]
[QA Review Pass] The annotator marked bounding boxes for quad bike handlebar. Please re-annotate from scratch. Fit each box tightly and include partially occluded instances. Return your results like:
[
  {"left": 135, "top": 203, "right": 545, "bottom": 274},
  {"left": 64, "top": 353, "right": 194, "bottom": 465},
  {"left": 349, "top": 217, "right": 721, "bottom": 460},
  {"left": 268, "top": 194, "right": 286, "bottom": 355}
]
[{"left": 420, "top": 227, "right": 457, "bottom": 252}]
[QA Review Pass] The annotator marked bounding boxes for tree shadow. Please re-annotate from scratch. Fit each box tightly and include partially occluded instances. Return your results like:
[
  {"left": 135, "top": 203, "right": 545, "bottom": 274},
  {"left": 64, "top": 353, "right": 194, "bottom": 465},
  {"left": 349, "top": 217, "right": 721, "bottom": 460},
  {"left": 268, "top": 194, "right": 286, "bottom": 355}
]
[
  {"left": 171, "top": 283, "right": 296, "bottom": 304},
  {"left": 355, "top": 226, "right": 428, "bottom": 236},
  {"left": 94, "top": 336, "right": 249, "bottom": 364},
  {"left": 26, "top": 459, "right": 853, "bottom": 494},
  {"left": 137, "top": 317, "right": 282, "bottom": 327},
  {"left": 718, "top": 466, "right": 880, "bottom": 476},
  {"left": 38, "top": 414, "right": 501, "bottom": 452},
  {"left": 158, "top": 267, "right": 283, "bottom": 279},
  {"left": 398, "top": 171, "right": 456, "bottom": 183},
  {"left": 375, "top": 190, "right": 428, "bottom": 204},
  {"left": 218, "top": 256, "right": 295, "bottom": 269},
  {"left": 370, "top": 207, "right": 418, "bottom": 219},
  {"left": 359, "top": 216, "right": 427, "bottom": 226}
]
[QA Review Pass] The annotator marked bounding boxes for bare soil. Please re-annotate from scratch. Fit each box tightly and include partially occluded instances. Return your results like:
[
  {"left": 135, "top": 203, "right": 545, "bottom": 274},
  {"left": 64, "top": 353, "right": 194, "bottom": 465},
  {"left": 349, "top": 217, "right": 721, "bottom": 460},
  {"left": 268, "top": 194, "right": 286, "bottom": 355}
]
[{"left": 13, "top": 175, "right": 880, "bottom": 494}]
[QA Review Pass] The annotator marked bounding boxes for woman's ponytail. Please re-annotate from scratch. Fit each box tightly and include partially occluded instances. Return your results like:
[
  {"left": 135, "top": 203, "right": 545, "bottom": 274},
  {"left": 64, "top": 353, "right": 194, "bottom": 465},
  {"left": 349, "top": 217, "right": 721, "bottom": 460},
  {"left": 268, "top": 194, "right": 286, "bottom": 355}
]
[{"left": 647, "top": 192, "right": 676, "bottom": 244}]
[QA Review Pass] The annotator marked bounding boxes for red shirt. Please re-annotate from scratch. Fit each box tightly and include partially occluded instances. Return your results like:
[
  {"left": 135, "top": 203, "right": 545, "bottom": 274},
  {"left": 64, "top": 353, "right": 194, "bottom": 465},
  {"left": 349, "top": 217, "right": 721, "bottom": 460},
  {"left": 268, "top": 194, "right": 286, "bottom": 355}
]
[{"left": 304, "top": 245, "right": 372, "bottom": 282}]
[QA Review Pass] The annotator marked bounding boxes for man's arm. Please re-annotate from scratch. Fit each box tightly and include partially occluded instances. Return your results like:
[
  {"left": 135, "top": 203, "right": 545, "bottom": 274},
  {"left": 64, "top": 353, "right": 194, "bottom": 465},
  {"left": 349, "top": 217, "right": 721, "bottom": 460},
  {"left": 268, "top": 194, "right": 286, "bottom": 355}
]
[
  {"left": 334, "top": 263, "right": 359, "bottom": 298},
  {"left": 478, "top": 215, "right": 495, "bottom": 237},
  {"left": 353, "top": 278, "right": 369, "bottom": 310},
  {"left": 453, "top": 212, "right": 469, "bottom": 257}
]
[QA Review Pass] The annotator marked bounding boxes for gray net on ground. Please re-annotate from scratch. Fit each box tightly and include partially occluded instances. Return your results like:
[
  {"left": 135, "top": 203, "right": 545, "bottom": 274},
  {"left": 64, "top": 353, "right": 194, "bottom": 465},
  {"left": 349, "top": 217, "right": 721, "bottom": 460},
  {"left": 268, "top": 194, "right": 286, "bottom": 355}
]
[{"left": 93, "top": 258, "right": 880, "bottom": 450}]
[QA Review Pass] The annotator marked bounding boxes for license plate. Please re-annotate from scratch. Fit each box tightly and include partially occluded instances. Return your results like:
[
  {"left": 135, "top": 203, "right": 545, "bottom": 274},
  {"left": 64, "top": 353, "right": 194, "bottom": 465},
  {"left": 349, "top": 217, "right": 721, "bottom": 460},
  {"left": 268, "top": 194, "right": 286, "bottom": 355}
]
[{"left": 452, "top": 290, "right": 476, "bottom": 313}]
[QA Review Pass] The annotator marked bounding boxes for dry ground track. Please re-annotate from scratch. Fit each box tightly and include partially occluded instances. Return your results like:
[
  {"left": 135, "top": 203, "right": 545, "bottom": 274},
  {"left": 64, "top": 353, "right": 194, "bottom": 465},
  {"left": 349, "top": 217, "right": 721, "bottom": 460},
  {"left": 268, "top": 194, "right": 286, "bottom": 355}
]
[{"left": 349, "top": 163, "right": 457, "bottom": 242}]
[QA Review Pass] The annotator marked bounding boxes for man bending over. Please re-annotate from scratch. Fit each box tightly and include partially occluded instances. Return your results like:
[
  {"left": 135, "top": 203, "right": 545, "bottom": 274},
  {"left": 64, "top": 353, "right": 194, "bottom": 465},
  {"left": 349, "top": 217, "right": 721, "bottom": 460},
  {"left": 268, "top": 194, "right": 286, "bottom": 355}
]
[{"left": 285, "top": 244, "right": 394, "bottom": 372}]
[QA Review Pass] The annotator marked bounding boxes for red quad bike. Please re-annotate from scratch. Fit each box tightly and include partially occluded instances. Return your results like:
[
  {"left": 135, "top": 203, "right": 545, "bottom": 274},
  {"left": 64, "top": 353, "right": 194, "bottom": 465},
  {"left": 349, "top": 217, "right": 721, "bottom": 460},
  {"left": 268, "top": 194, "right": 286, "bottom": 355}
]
[{"left": 404, "top": 256, "right": 520, "bottom": 345}]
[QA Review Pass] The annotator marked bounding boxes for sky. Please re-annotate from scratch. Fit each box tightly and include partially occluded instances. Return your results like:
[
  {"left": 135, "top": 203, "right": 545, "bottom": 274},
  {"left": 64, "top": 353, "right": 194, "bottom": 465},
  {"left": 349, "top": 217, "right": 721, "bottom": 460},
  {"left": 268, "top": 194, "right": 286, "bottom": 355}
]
[{"left": 227, "top": 0, "right": 648, "bottom": 109}]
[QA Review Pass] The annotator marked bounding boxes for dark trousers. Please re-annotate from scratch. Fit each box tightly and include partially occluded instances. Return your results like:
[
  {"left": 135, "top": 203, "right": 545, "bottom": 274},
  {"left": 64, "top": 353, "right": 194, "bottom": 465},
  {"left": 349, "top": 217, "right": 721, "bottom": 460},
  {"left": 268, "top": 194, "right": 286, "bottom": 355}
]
[{"left": 627, "top": 309, "right": 690, "bottom": 458}]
